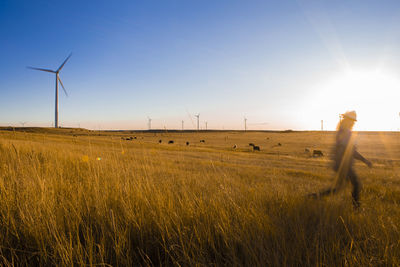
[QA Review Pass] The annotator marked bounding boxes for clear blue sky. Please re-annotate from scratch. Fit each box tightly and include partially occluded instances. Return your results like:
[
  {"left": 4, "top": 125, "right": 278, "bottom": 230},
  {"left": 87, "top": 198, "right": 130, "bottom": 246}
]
[{"left": 1, "top": 0, "right": 400, "bottom": 130}]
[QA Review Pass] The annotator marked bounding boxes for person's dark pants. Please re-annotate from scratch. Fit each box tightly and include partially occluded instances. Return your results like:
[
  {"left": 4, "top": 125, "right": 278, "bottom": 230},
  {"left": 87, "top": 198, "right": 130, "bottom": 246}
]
[
  {"left": 348, "top": 169, "right": 361, "bottom": 207},
  {"left": 317, "top": 168, "right": 361, "bottom": 207}
]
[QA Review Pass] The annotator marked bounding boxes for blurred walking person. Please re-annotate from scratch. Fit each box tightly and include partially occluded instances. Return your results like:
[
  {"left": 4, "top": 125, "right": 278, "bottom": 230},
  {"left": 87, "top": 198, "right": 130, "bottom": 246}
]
[{"left": 311, "top": 111, "right": 372, "bottom": 208}]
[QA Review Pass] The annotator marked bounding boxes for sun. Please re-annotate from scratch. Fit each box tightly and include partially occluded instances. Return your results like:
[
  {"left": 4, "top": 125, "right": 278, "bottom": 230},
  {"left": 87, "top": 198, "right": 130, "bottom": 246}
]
[{"left": 305, "top": 69, "right": 400, "bottom": 131}]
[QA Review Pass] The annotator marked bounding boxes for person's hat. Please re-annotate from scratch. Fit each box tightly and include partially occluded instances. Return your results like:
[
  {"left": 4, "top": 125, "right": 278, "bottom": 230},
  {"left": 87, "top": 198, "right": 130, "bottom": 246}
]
[{"left": 341, "top": 110, "right": 357, "bottom": 121}]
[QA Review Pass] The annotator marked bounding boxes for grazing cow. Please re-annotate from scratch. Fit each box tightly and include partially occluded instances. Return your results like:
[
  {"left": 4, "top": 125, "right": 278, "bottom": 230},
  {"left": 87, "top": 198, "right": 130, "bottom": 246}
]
[
  {"left": 200, "top": 140, "right": 205, "bottom": 143},
  {"left": 159, "top": 139, "right": 162, "bottom": 144},
  {"left": 168, "top": 140, "right": 174, "bottom": 144},
  {"left": 249, "top": 143, "right": 260, "bottom": 151},
  {"left": 313, "top": 150, "right": 324, "bottom": 157},
  {"left": 278, "top": 143, "right": 282, "bottom": 146},
  {"left": 186, "top": 141, "right": 190, "bottom": 146},
  {"left": 232, "top": 144, "right": 237, "bottom": 149},
  {"left": 305, "top": 148, "right": 310, "bottom": 153}
]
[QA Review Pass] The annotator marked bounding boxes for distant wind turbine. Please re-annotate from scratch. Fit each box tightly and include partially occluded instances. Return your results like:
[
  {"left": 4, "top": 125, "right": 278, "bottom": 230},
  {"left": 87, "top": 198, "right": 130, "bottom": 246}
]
[
  {"left": 20, "top": 121, "right": 27, "bottom": 127},
  {"left": 195, "top": 114, "right": 200, "bottom": 131},
  {"left": 27, "top": 53, "right": 72, "bottom": 128},
  {"left": 244, "top": 117, "right": 247, "bottom": 131},
  {"left": 185, "top": 109, "right": 196, "bottom": 129},
  {"left": 147, "top": 117, "right": 152, "bottom": 130}
]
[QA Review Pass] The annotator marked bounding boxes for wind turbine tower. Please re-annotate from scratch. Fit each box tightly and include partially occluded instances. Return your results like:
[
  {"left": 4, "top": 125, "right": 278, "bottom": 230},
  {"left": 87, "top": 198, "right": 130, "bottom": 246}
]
[
  {"left": 181, "top": 120, "right": 184, "bottom": 131},
  {"left": 195, "top": 114, "right": 200, "bottom": 131},
  {"left": 148, "top": 117, "right": 152, "bottom": 130},
  {"left": 244, "top": 117, "right": 247, "bottom": 131},
  {"left": 321, "top": 120, "right": 324, "bottom": 131},
  {"left": 205, "top": 121, "right": 208, "bottom": 130},
  {"left": 28, "top": 53, "right": 71, "bottom": 128}
]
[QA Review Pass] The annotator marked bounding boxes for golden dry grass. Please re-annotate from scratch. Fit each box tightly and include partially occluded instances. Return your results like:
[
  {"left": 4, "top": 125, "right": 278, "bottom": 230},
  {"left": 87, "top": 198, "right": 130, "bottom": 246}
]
[{"left": 0, "top": 129, "right": 399, "bottom": 266}]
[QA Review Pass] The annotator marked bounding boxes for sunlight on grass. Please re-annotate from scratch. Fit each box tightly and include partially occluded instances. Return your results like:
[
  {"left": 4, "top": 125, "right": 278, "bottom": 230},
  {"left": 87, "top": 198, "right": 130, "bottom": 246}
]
[{"left": 0, "top": 130, "right": 399, "bottom": 265}]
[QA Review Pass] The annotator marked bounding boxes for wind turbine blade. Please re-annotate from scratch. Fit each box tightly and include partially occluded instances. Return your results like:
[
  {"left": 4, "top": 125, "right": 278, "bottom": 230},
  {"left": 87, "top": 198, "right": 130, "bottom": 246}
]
[
  {"left": 185, "top": 109, "right": 196, "bottom": 128},
  {"left": 58, "top": 77, "right": 68, "bottom": 97},
  {"left": 57, "top": 53, "right": 72, "bottom": 72},
  {"left": 27, "top": 66, "right": 56, "bottom": 73}
]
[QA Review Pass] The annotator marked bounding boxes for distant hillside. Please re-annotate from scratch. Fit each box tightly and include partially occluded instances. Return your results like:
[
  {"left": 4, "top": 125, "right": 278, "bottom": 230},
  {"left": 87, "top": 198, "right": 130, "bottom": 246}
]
[{"left": 0, "top": 127, "right": 92, "bottom": 135}]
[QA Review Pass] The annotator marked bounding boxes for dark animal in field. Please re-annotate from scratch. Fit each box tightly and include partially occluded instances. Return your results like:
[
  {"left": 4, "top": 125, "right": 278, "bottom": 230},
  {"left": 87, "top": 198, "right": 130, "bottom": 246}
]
[
  {"left": 313, "top": 150, "right": 324, "bottom": 157},
  {"left": 305, "top": 148, "right": 310, "bottom": 153},
  {"left": 168, "top": 140, "right": 174, "bottom": 144},
  {"left": 232, "top": 144, "right": 237, "bottom": 149},
  {"left": 186, "top": 141, "right": 190, "bottom": 146},
  {"left": 200, "top": 140, "right": 205, "bottom": 143},
  {"left": 278, "top": 143, "right": 282, "bottom": 146},
  {"left": 159, "top": 139, "right": 162, "bottom": 144},
  {"left": 249, "top": 143, "right": 260, "bottom": 151},
  {"left": 133, "top": 136, "right": 137, "bottom": 139}
]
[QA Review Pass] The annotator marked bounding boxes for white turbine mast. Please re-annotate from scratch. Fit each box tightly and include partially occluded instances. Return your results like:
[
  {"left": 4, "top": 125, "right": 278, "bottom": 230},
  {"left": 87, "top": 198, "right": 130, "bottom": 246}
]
[
  {"left": 27, "top": 53, "right": 72, "bottom": 128},
  {"left": 195, "top": 114, "right": 200, "bottom": 131},
  {"left": 147, "top": 117, "right": 152, "bottom": 130}
]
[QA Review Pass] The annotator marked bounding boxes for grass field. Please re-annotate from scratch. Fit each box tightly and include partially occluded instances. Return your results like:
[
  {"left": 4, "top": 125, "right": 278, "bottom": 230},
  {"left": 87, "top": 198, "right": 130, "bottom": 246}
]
[{"left": 0, "top": 128, "right": 399, "bottom": 266}]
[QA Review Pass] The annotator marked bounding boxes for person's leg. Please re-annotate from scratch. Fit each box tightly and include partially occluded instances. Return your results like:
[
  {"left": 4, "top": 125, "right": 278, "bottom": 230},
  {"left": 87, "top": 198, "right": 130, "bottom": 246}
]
[
  {"left": 313, "top": 169, "right": 346, "bottom": 198},
  {"left": 318, "top": 187, "right": 337, "bottom": 196},
  {"left": 348, "top": 169, "right": 361, "bottom": 208},
  {"left": 308, "top": 187, "right": 338, "bottom": 199}
]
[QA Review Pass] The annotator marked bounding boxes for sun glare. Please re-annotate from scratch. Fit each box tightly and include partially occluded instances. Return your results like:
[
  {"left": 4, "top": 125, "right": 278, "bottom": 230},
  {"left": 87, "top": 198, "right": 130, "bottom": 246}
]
[{"left": 306, "top": 70, "right": 400, "bottom": 131}]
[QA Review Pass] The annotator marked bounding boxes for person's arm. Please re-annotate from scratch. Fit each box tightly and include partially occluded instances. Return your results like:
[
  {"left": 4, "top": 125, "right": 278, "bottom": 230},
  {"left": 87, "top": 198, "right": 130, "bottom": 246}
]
[{"left": 354, "top": 149, "right": 372, "bottom": 167}]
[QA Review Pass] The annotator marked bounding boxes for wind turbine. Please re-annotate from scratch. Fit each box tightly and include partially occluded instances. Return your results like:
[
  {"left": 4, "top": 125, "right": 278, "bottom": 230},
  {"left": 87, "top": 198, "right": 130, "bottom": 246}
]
[
  {"left": 181, "top": 120, "right": 184, "bottom": 131},
  {"left": 27, "top": 53, "right": 72, "bottom": 128},
  {"left": 185, "top": 109, "right": 196, "bottom": 129},
  {"left": 147, "top": 117, "right": 152, "bottom": 130},
  {"left": 244, "top": 117, "right": 247, "bottom": 131},
  {"left": 195, "top": 114, "right": 200, "bottom": 131}
]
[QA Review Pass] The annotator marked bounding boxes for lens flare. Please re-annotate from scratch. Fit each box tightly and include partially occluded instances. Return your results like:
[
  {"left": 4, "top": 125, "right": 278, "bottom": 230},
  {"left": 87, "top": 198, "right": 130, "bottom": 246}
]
[{"left": 82, "top": 155, "right": 89, "bottom": 162}]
